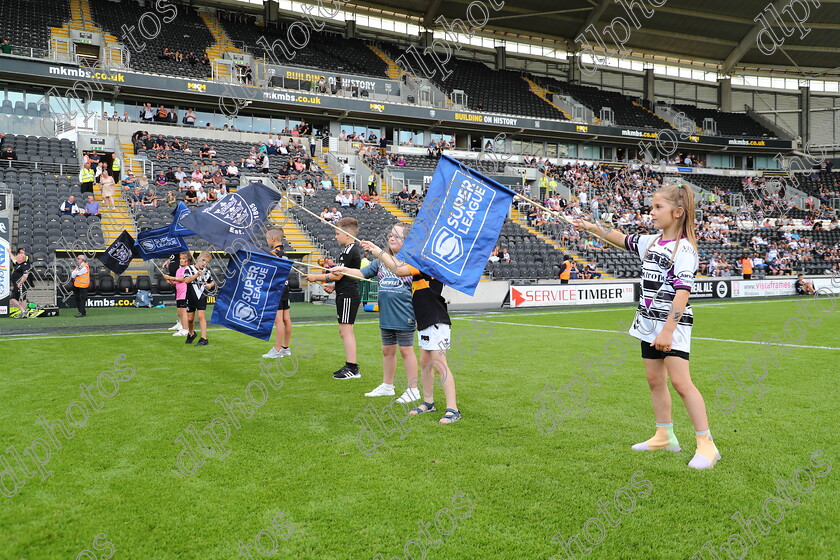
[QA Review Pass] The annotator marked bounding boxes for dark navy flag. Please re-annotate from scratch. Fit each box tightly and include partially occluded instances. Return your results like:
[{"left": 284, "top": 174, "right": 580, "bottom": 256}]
[
  {"left": 211, "top": 250, "right": 293, "bottom": 340},
  {"left": 398, "top": 154, "right": 515, "bottom": 296},
  {"left": 178, "top": 183, "right": 280, "bottom": 251},
  {"left": 170, "top": 202, "right": 196, "bottom": 237},
  {"left": 135, "top": 226, "right": 189, "bottom": 260},
  {"left": 98, "top": 230, "right": 139, "bottom": 274}
]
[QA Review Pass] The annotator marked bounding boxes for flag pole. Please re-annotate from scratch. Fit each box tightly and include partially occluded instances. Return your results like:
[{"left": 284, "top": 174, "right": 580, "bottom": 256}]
[
  {"left": 513, "top": 194, "right": 624, "bottom": 250},
  {"left": 292, "top": 260, "right": 376, "bottom": 282},
  {"left": 284, "top": 196, "right": 362, "bottom": 243}
]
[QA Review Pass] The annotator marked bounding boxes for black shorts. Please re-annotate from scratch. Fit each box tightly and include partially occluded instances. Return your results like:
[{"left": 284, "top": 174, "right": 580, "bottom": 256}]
[
  {"left": 278, "top": 298, "right": 290, "bottom": 311},
  {"left": 640, "top": 340, "right": 689, "bottom": 361},
  {"left": 11, "top": 284, "right": 27, "bottom": 301},
  {"left": 336, "top": 294, "right": 360, "bottom": 325},
  {"left": 176, "top": 299, "right": 188, "bottom": 309},
  {"left": 187, "top": 294, "right": 207, "bottom": 312},
  {"left": 743, "top": 274, "right": 752, "bottom": 280}
]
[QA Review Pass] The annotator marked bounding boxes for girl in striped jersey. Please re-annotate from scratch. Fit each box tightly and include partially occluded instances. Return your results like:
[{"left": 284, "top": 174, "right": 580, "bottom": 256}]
[{"left": 574, "top": 185, "right": 720, "bottom": 470}]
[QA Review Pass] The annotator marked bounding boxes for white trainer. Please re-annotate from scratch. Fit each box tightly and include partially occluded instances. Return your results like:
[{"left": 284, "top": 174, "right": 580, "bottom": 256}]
[
  {"left": 262, "top": 348, "right": 282, "bottom": 359},
  {"left": 173, "top": 329, "right": 189, "bottom": 337},
  {"left": 279, "top": 348, "right": 292, "bottom": 357},
  {"left": 395, "top": 387, "right": 421, "bottom": 404},
  {"left": 169, "top": 322, "right": 182, "bottom": 330},
  {"left": 365, "top": 383, "right": 396, "bottom": 397}
]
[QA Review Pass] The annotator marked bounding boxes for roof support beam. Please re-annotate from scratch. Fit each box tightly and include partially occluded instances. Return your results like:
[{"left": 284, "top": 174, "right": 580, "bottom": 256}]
[
  {"left": 574, "top": 0, "right": 611, "bottom": 42},
  {"left": 721, "top": 0, "right": 790, "bottom": 76},
  {"left": 423, "top": 0, "right": 444, "bottom": 28}
]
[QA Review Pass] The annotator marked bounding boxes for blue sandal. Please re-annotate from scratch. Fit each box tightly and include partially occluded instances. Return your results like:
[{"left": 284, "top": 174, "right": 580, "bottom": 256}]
[
  {"left": 439, "top": 408, "right": 461, "bottom": 424},
  {"left": 410, "top": 401, "right": 436, "bottom": 415}
]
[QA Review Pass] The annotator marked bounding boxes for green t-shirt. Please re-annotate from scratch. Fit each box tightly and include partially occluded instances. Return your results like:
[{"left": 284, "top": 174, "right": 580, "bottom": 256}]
[{"left": 1, "top": 44, "right": 13, "bottom": 54}]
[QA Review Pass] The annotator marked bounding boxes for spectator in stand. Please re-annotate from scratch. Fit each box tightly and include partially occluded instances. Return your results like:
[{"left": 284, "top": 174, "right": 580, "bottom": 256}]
[
  {"left": 128, "top": 187, "right": 142, "bottom": 208},
  {"left": 100, "top": 170, "right": 117, "bottom": 210},
  {"left": 195, "top": 186, "right": 207, "bottom": 204},
  {"left": 184, "top": 186, "right": 198, "bottom": 204},
  {"left": 155, "top": 171, "right": 167, "bottom": 186},
  {"left": 84, "top": 195, "right": 101, "bottom": 218},
  {"left": 338, "top": 190, "right": 353, "bottom": 208},
  {"left": 397, "top": 187, "right": 410, "bottom": 201},
  {"left": 2, "top": 145, "right": 17, "bottom": 160},
  {"left": 184, "top": 108, "right": 197, "bottom": 126},
  {"left": 227, "top": 161, "right": 239, "bottom": 176},
  {"left": 60, "top": 195, "right": 81, "bottom": 215},
  {"left": 1, "top": 39, "right": 14, "bottom": 55},
  {"left": 142, "top": 189, "right": 159, "bottom": 208},
  {"left": 140, "top": 103, "right": 155, "bottom": 121}
]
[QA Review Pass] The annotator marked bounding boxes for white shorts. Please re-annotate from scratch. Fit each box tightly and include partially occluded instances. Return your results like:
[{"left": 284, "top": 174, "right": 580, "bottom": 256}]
[{"left": 418, "top": 323, "right": 451, "bottom": 352}]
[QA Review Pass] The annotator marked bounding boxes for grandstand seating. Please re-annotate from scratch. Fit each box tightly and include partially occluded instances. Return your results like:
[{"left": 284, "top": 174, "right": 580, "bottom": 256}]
[
  {"left": 0, "top": 134, "right": 78, "bottom": 167},
  {"left": 536, "top": 77, "right": 669, "bottom": 130},
  {"left": 0, "top": 0, "right": 71, "bottom": 58},
  {"left": 89, "top": 0, "right": 213, "bottom": 79},
  {"left": 219, "top": 18, "right": 388, "bottom": 80},
  {"left": 425, "top": 59, "right": 568, "bottom": 121},
  {"left": 289, "top": 190, "right": 397, "bottom": 259},
  {"left": 672, "top": 105, "right": 774, "bottom": 138}
]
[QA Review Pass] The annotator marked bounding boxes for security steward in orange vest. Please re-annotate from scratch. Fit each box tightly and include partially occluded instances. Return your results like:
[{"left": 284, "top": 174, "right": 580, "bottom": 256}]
[
  {"left": 71, "top": 254, "right": 91, "bottom": 317},
  {"left": 740, "top": 255, "right": 753, "bottom": 280},
  {"left": 560, "top": 255, "right": 573, "bottom": 285}
]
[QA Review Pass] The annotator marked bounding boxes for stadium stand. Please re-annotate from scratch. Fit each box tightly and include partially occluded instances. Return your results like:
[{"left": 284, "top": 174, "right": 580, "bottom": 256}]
[
  {"left": 219, "top": 16, "right": 388, "bottom": 80},
  {"left": 89, "top": 0, "right": 213, "bottom": 79},
  {"left": 672, "top": 104, "right": 775, "bottom": 138},
  {"left": 425, "top": 59, "right": 568, "bottom": 121},
  {"left": 535, "top": 77, "right": 670, "bottom": 129},
  {"left": 0, "top": 0, "right": 71, "bottom": 59}
]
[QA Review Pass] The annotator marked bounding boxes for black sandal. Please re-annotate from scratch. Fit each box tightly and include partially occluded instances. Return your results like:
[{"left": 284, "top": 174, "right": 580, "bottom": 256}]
[
  {"left": 439, "top": 408, "right": 461, "bottom": 424},
  {"left": 409, "top": 401, "right": 436, "bottom": 415}
]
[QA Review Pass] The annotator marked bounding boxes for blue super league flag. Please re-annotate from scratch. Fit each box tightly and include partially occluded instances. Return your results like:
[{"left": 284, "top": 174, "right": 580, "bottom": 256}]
[
  {"left": 211, "top": 250, "right": 293, "bottom": 340},
  {"left": 398, "top": 155, "right": 515, "bottom": 296},
  {"left": 170, "top": 202, "right": 196, "bottom": 237},
  {"left": 135, "top": 226, "right": 189, "bottom": 260},
  {"left": 178, "top": 183, "right": 280, "bottom": 251}
]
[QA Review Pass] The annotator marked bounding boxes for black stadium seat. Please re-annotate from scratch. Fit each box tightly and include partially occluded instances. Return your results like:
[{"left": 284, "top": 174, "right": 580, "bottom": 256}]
[
  {"left": 98, "top": 274, "right": 116, "bottom": 296},
  {"left": 116, "top": 276, "right": 136, "bottom": 295},
  {"left": 136, "top": 276, "right": 153, "bottom": 292}
]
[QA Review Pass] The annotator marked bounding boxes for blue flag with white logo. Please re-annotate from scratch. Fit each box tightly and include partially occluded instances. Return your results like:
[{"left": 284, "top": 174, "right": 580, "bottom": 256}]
[
  {"left": 178, "top": 183, "right": 280, "bottom": 251},
  {"left": 134, "top": 226, "right": 189, "bottom": 260},
  {"left": 211, "top": 250, "right": 293, "bottom": 340},
  {"left": 170, "top": 202, "right": 196, "bottom": 237},
  {"left": 398, "top": 155, "right": 515, "bottom": 296}
]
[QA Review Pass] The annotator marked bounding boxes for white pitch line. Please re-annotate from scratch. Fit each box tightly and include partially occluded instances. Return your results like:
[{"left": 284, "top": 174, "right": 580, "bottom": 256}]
[
  {"left": 0, "top": 319, "right": 382, "bottom": 342},
  {"left": 460, "top": 319, "right": 840, "bottom": 351}
]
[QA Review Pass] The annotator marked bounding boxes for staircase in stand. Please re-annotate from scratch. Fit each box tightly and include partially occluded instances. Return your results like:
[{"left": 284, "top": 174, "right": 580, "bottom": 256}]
[
  {"left": 52, "top": 0, "right": 120, "bottom": 51},
  {"left": 93, "top": 182, "right": 147, "bottom": 277},
  {"left": 199, "top": 12, "right": 247, "bottom": 82},
  {"left": 523, "top": 77, "right": 573, "bottom": 121},
  {"left": 368, "top": 45, "right": 402, "bottom": 80},
  {"left": 632, "top": 101, "right": 675, "bottom": 129}
]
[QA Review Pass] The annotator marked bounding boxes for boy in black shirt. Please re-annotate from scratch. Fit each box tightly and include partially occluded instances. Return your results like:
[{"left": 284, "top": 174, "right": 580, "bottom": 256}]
[{"left": 305, "top": 217, "right": 363, "bottom": 379}]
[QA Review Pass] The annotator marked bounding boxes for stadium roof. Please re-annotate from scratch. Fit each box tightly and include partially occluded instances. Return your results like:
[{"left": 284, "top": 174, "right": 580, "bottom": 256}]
[{"left": 324, "top": 0, "right": 840, "bottom": 78}]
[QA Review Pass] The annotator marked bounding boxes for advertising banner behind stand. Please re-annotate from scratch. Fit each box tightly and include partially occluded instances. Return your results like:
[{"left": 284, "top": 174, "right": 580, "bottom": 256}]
[{"left": 510, "top": 283, "right": 636, "bottom": 308}]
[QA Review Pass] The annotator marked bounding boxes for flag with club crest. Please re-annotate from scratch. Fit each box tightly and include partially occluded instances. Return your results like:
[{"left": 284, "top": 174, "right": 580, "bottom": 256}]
[
  {"left": 98, "top": 230, "right": 139, "bottom": 274},
  {"left": 178, "top": 183, "right": 280, "bottom": 251}
]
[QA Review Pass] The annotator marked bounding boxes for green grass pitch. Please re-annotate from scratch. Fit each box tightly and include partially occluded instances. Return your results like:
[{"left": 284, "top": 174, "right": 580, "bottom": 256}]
[{"left": 0, "top": 298, "right": 838, "bottom": 559}]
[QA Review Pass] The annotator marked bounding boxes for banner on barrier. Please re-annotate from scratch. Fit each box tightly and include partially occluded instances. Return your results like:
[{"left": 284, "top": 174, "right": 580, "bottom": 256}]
[
  {"left": 510, "top": 283, "right": 636, "bottom": 308},
  {"left": 691, "top": 280, "right": 731, "bottom": 299},
  {"left": 731, "top": 279, "right": 796, "bottom": 298}
]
